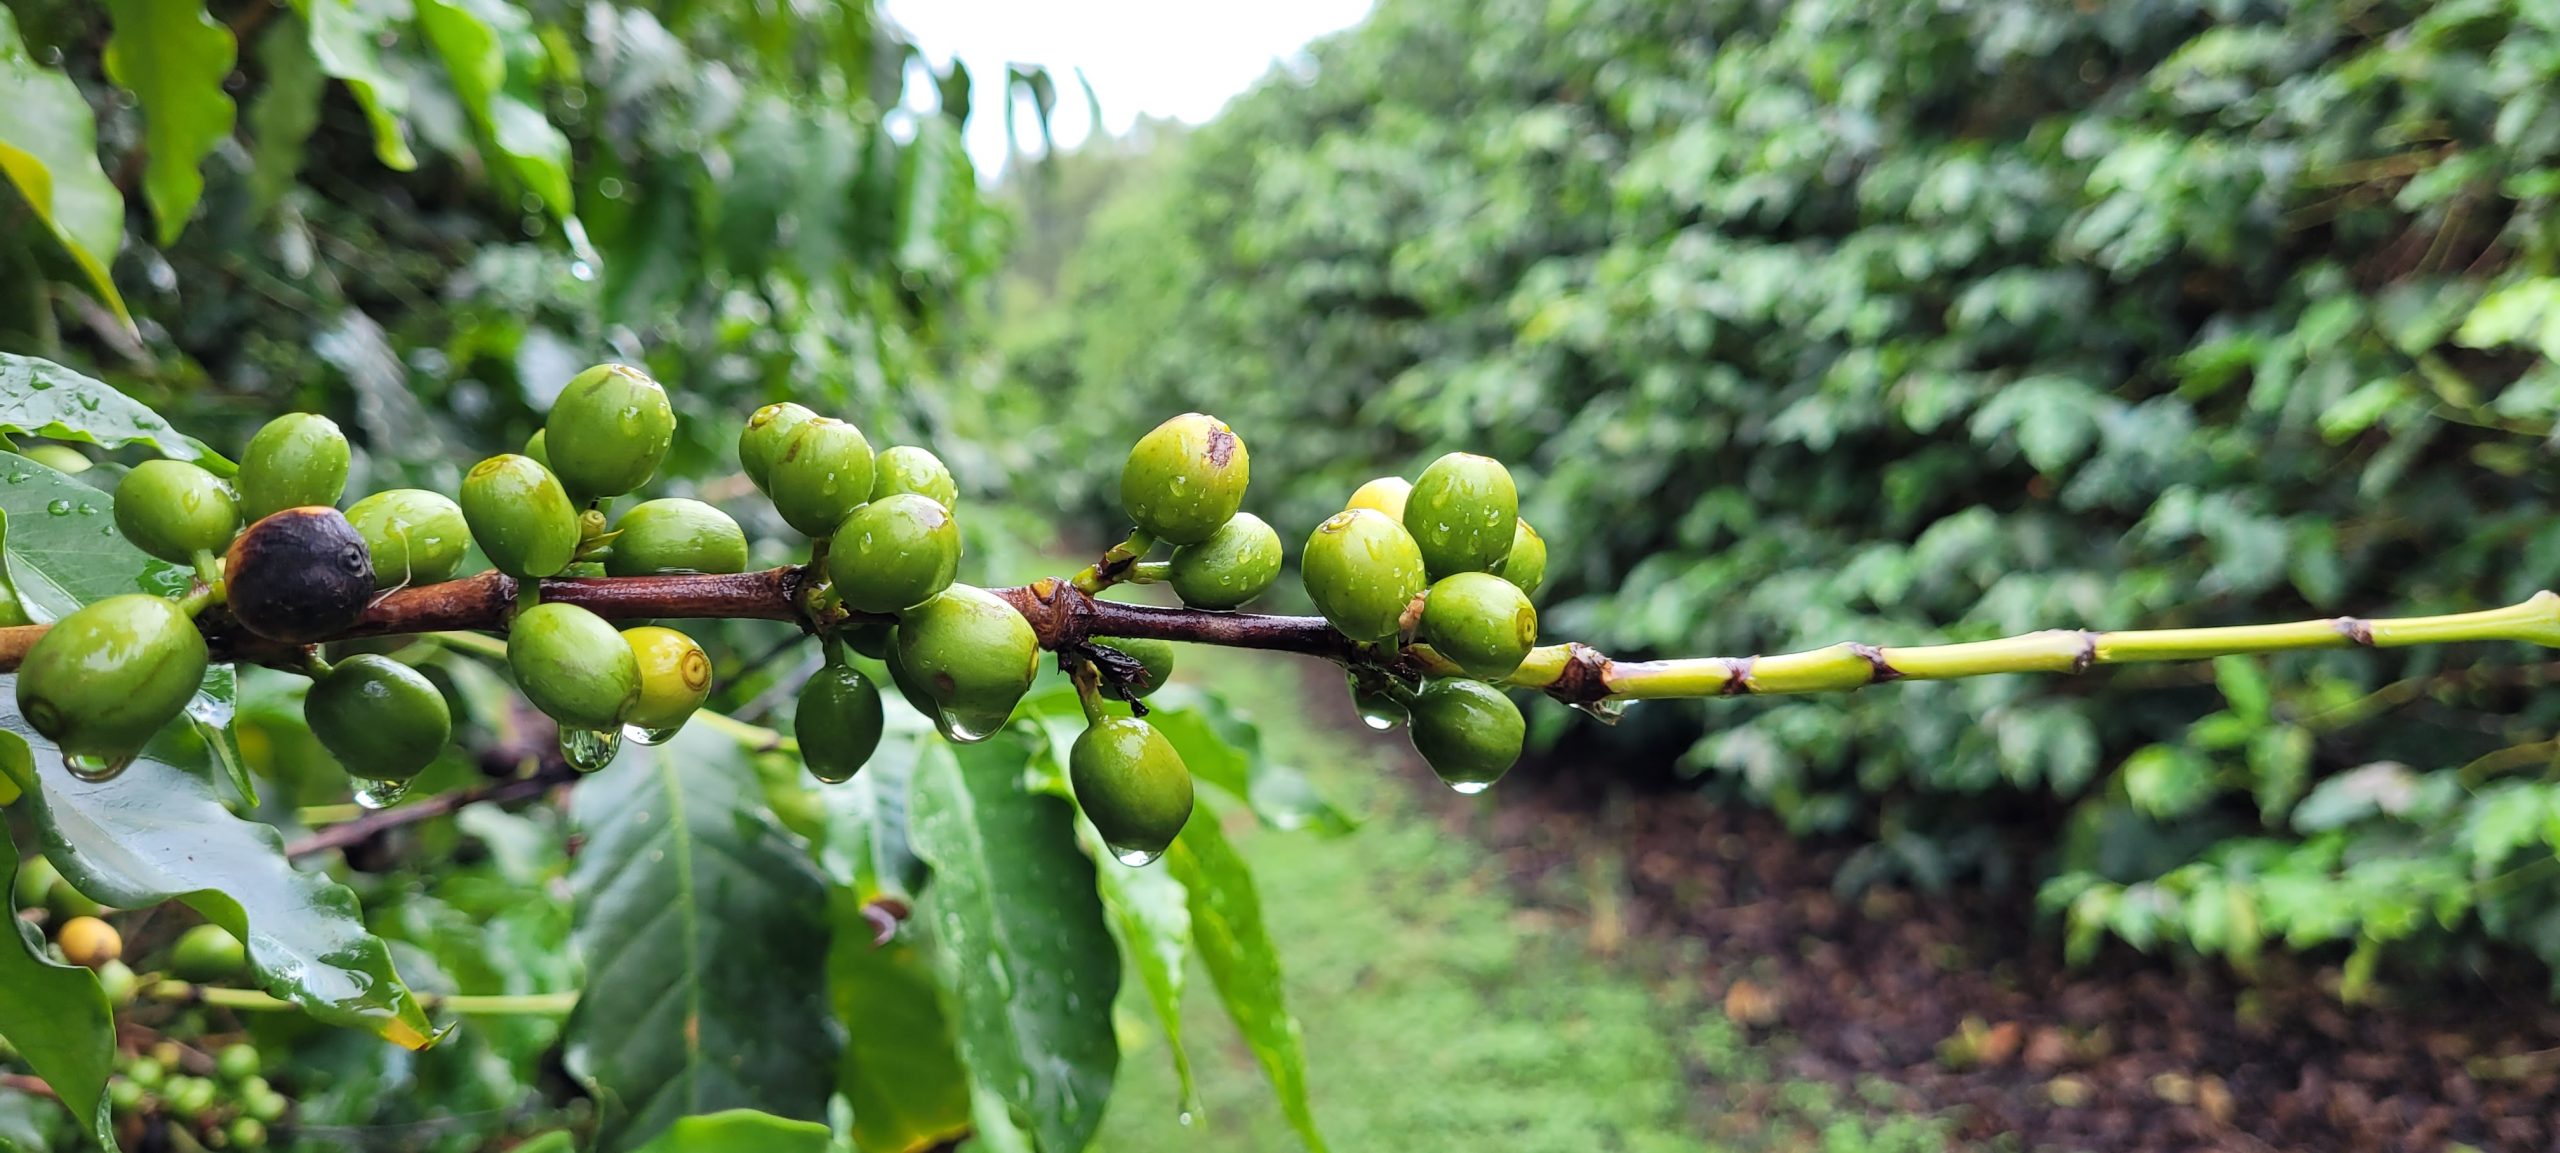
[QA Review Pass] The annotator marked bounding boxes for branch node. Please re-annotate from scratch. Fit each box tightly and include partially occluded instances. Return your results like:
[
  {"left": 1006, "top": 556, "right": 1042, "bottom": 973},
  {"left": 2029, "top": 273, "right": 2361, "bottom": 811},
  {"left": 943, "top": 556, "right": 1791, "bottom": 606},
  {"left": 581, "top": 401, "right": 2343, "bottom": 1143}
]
[
  {"left": 1848, "top": 642, "right": 1903, "bottom": 683},
  {"left": 2071, "top": 630, "right": 2100, "bottom": 673},
  {"left": 1541, "top": 642, "right": 1615, "bottom": 706},
  {"left": 2333, "top": 616, "right": 2376, "bottom": 646},
  {"left": 1722, "top": 656, "right": 1758, "bottom": 696}
]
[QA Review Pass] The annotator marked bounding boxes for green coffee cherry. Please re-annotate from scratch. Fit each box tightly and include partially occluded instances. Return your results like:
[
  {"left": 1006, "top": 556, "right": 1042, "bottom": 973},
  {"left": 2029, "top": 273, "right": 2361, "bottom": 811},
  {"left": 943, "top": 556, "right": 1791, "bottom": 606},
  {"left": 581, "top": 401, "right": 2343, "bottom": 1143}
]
[
  {"left": 172, "top": 922, "right": 247, "bottom": 982},
  {"left": 96, "top": 958, "right": 137, "bottom": 1006},
  {"left": 1120, "top": 413, "right": 1249, "bottom": 545},
  {"left": 524, "top": 428, "right": 551, "bottom": 471},
  {"left": 346, "top": 488, "right": 470, "bottom": 588},
  {"left": 840, "top": 618, "right": 894, "bottom": 660},
  {"left": 165, "top": 1075, "right": 217, "bottom": 1121},
  {"left": 229, "top": 1117, "right": 270, "bottom": 1151},
  {"left": 224, "top": 507, "right": 375, "bottom": 644},
  {"left": 1070, "top": 717, "right": 1194, "bottom": 863},
  {"left": 1301, "top": 508, "right": 1428, "bottom": 642},
  {"left": 1409, "top": 679, "right": 1524, "bottom": 793},
  {"left": 1346, "top": 475, "right": 1411, "bottom": 521},
  {"left": 826, "top": 494, "right": 960, "bottom": 613},
  {"left": 56, "top": 915, "right": 120, "bottom": 967},
  {"left": 894, "top": 585, "right": 1038, "bottom": 741},
  {"left": 214, "top": 1044, "right": 261, "bottom": 1083},
  {"left": 1167, "top": 512, "right": 1283, "bottom": 610},
  {"left": 795, "top": 664, "right": 885, "bottom": 784},
  {"left": 23, "top": 444, "right": 90, "bottom": 474},
  {"left": 1103, "top": 637, "right": 1176, "bottom": 699},
  {"left": 871, "top": 445, "right": 959, "bottom": 507},
  {"left": 1497, "top": 517, "right": 1546, "bottom": 597},
  {"left": 884, "top": 640, "right": 942, "bottom": 720},
  {"left": 305, "top": 655, "right": 451, "bottom": 782},
  {"left": 243, "top": 1089, "right": 287, "bottom": 1124},
  {"left": 545, "top": 363, "right": 675, "bottom": 500},
  {"left": 237, "top": 412, "right": 351, "bottom": 520},
  {"left": 768, "top": 418, "right": 876, "bottom": 537},
  {"left": 1419, "top": 572, "right": 1538, "bottom": 680},
  {"left": 607, "top": 498, "right": 750, "bottom": 576},
  {"left": 124, "top": 1057, "right": 166, "bottom": 1090},
  {"left": 739, "top": 402, "right": 817, "bottom": 492},
  {"left": 508, "top": 602, "right": 640, "bottom": 731},
  {"left": 1404, "top": 452, "right": 1518, "bottom": 577},
  {"left": 461, "top": 454, "right": 581, "bottom": 578},
  {"left": 622, "top": 626, "right": 712, "bottom": 733},
  {"left": 114, "top": 459, "right": 238, "bottom": 564},
  {"left": 106, "top": 1076, "right": 144, "bottom": 1113},
  {"left": 12, "top": 854, "right": 56, "bottom": 912},
  {"left": 16, "top": 594, "right": 208, "bottom": 760}
]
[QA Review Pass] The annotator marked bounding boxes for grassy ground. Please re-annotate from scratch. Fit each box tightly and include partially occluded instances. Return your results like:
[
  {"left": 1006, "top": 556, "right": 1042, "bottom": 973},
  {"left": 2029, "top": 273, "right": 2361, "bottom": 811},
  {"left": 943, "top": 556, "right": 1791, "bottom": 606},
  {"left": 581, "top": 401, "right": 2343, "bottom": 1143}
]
[{"left": 1092, "top": 656, "right": 1965, "bottom": 1153}]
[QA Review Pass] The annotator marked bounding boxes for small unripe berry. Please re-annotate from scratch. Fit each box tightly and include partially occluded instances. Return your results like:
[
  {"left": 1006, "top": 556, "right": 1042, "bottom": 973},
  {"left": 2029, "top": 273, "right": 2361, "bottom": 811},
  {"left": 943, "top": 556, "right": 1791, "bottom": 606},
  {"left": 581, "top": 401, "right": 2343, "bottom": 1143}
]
[
  {"left": 826, "top": 494, "right": 960, "bottom": 613},
  {"left": 228, "top": 1117, "right": 269, "bottom": 1150},
  {"left": 1301, "top": 509, "right": 1428, "bottom": 642},
  {"left": 768, "top": 418, "right": 876, "bottom": 537},
  {"left": 305, "top": 655, "right": 451, "bottom": 782},
  {"left": 224, "top": 507, "right": 375, "bottom": 644},
  {"left": 739, "top": 402, "right": 817, "bottom": 492},
  {"left": 622, "top": 626, "right": 713, "bottom": 733},
  {"left": 871, "top": 445, "right": 959, "bottom": 508},
  {"left": 840, "top": 618, "right": 894, "bottom": 660},
  {"left": 215, "top": 1044, "right": 261, "bottom": 1083},
  {"left": 1167, "top": 513, "right": 1282, "bottom": 610},
  {"left": 242, "top": 1086, "right": 287, "bottom": 1123},
  {"left": 237, "top": 413, "right": 350, "bottom": 521},
  {"left": 1120, "top": 413, "right": 1249, "bottom": 545},
  {"left": 115, "top": 459, "right": 238, "bottom": 564},
  {"left": 1419, "top": 572, "right": 1538, "bottom": 680},
  {"left": 123, "top": 1057, "right": 165, "bottom": 1089},
  {"left": 55, "top": 915, "right": 121, "bottom": 968},
  {"left": 164, "top": 1076, "right": 216, "bottom": 1121},
  {"left": 345, "top": 489, "right": 470, "bottom": 588},
  {"left": 12, "top": 855, "right": 56, "bottom": 911},
  {"left": 1404, "top": 452, "right": 1517, "bottom": 578},
  {"left": 16, "top": 594, "right": 207, "bottom": 760},
  {"left": 523, "top": 428, "right": 551, "bottom": 471},
  {"left": 1408, "top": 679, "right": 1524, "bottom": 793},
  {"left": 172, "top": 923, "right": 248, "bottom": 982},
  {"left": 460, "top": 454, "right": 580, "bottom": 578},
  {"left": 607, "top": 499, "right": 749, "bottom": 576},
  {"left": 1346, "top": 475, "right": 1411, "bottom": 522},
  {"left": 1497, "top": 517, "right": 1546, "bottom": 597},
  {"left": 1102, "top": 637, "right": 1176, "bottom": 699},
  {"left": 894, "top": 585, "right": 1038, "bottom": 741},
  {"left": 23, "top": 444, "right": 90, "bottom": 474},
  {"left": 508, "top": 602, "right": 640, "bottom": 731},
  {"left": 96, "top": 958, "right": 138, "bottom": 1006},
  {"left": 545, "top": 363, "right": 675, "bottom": 500},
  {"left": 106, "top": 1076, "right": 144, "bottom": 1113},
  {"left": 1070, "top": 717, "right": 1194, "bottom": 862},
  {"left": 795, "top": 664, "right": 884, "bottom": 784}
]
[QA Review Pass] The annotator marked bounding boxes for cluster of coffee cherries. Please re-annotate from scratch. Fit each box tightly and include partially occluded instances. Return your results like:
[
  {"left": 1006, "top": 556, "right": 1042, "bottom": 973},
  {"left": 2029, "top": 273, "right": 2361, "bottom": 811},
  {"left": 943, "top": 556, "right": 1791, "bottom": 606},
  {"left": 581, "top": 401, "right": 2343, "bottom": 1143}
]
[{"left": 11, "top": 857, "right": 277, "bottom": 1148}]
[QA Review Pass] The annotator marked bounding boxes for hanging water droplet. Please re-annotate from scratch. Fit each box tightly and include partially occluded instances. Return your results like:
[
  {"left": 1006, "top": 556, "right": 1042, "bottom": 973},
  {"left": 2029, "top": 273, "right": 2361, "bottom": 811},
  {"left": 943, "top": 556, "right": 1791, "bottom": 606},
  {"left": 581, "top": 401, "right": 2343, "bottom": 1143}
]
[
  {"left": 934, "top": 707, "right": 1003, "bottom": 744},
  {"left": 1570, "top": 699, "right": 1630, "bottom": 725},
  {"left": 805, "top": 758, "right": 859, "bottom": 786},
  {"left": 569, "top": 260, "right": 595, "bottom": 281},
  {"left": 560, "top": 727, "right": 623, "bottom": 772},
  {"left": 1111, "top": 845, "right": 1163, "bottom": 867},
  {"left": 1178, "top": 1111, "right": 1196, "bottom": 1127},
  {"left": 62, "top": 753, "right": 132, "bottom": 782},
  {"left": 1445, "top": 779, "right": 1493, "bottom": 796},
  {"left": 44, "top": 499, "right": 72, "bottom": 516},
  {"left": 1347, "top": 673, "right": 1406, "bottom": 730},
  {"left": 351, "top": 778, "right": 411, "bottom": 809},
  {"left": 622, "top": 723, "right": 681, "bottom": 747}
]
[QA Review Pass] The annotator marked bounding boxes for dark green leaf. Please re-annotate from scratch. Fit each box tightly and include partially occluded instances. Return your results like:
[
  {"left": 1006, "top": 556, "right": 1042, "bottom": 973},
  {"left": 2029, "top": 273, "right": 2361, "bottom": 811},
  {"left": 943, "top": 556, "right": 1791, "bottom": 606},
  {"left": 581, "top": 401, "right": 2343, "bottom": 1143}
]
[
  {"left": 1145, "top": 687, "right": 1353, "bottom": 835},
  {"left": 814, "top": 725, "right": 930, "bottom": 902},
  {"left": 907, "top": 731, "right": 1118, "bottom": 1153},
  {"left": 0, "top": 8, "right": 129, "bottom": 324},
  {"left": 0, "top": 357, "right": 230, "bottom": 470},
  {"left": 246, "top": 14, "right": 326, "bottom": 215},
  {"left": 290, "top": 0, "right": 415, "bottom": 169},
  {"left": 0, "top": 454, "right": 192, "bottom": 621},
  {"left": 415, "top": 0, "right": 574, "bottom": 218},
  {"left": 0, "top": 698, "right": 435, "bottom": 1048},
  {"left": 0, "top": 835, "right": 115, "bottom": 1151},
  {"left": 624, "top": 1109, "right": 831, "bottom": 1153},
  {"left": 101, "top": 0, "right": 238, "bottom": 246},
  {"left": 828, "top": 889, "right": 971, "bottom": 1153},
  {"left": 1091, "top": 838, "right": 1197, "bottom": 1119},
  {"left": 1165, "top": 802, "right": 1328, "bottom": 1153},
  {"left": 565, "top": 724, "right": 836, "bottom": 1150}
]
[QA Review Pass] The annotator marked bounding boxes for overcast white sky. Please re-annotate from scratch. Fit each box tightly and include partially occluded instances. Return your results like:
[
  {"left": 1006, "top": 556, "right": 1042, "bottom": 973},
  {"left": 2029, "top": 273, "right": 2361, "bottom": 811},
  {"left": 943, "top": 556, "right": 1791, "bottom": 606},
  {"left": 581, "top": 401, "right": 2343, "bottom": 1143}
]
[{"left": 881, "top": 0, "right": 1377, "bottom": 175}]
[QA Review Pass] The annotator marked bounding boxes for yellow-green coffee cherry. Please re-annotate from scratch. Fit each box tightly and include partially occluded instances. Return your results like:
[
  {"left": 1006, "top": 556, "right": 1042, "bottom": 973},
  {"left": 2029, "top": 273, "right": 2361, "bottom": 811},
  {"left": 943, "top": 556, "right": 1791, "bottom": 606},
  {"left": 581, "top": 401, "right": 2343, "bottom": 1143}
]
[
  {"left": 114, "top": 460, "right": 238, "bottom": 564},
  {"left": 622, "top": 626, "right": 712, "bottom": 734},
  {"left": 16, "top": 594, "right": 208, "bottom": 760},
  {"left": 871, "top": 445, "right": 959, "bottom": 507},
  {"left": 544, "top": 363, "right": 675, "bottom": 501},
  {"left": 14, "top": 855, "right": 99, "bottom": 918},
  {"left": 508, "top": 602, "right": 640, "bottom": 731},
  {"left": 1497, "top": 517, "right": 1546, "bottom": 597},
  {"left": 894, "top": 585, "right": 1038, "bottom": 741},
  {"left": 1070, "top": 717, "right": 1194, "bottom": 863},
  {"left": 0, "top": 770, "right": 17, "bottom": 807},
  {"left": 10, "top": 855, "right": 55, "bottom": 912},
  {"left": 1301, "top": 508, "right": 1428, "bottom": 642},
  {"left": 795, "top": 664, "right": 884, "bottom": 784},
  {"left": 22, "top": 444, "right": 90, "bottom": 474},
  {"left": 1103, "top": 637, "right": 1176, "bottom": 699},
  {"left": 305, "top": 654, "right": 451, "bottom": 782},
  {"left": 739, "top": 402, "right": 817, "bottom": 492},
  {"left": 1409, "top": 678, "right": 1524, "bottom": 793},
  {"left": 215, "top": 1043, "right": 260, "bottom": 1082},
  {"left": 55, "top": 915, "right": 121, "bottom": 968},
  {"left": 1167, "top": 512, "right": 1282, "bottom": 610},
  {"left": 523, "top": 429, "right": 551, "bottom": 471},
  {"left": 237, "top": 413, "right": 350, "bottom": 521},
  {"left": 1346, "top": 475, "right": 1411, "bottom": 522},
  {"left": 1419, "top": 572, "right": 1538, "bottom": 680},
  {"left": 461, "top": 454, "right": 580, "bottom": 578},
  {"left": 225, "top": 508, "right": 375, "bottom": 644},
  {"left": 346, "top": 489, "right": 470, "bottom": 588},
  {"left": 1120, "top": 413, "right": 1249, "bottom": 545},
  {"left": 1404, "top": 452, "right": 1518, "bottom": 577},
  {"left": 768, "top": 418, "right": 876, "bottom": 536},
  {"left": 170, "top": 923, "right": 247, "bottom": 982},
  {"left": 826, "top": 494, "right": 960, "bottom": 613},
  {"left": 607, "top": 499, "right": 750, "bottom": 576},
  {"left": 96, "top": 958, "right": 137, "bottom": 1006}
]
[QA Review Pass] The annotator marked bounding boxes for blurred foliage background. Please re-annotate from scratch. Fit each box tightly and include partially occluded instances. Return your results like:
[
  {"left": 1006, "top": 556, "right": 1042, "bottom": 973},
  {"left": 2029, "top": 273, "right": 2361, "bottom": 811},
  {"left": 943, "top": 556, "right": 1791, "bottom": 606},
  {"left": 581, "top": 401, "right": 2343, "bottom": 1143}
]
[{"left": 1004, "top": 0, "right": 2560, "bottom": 997}]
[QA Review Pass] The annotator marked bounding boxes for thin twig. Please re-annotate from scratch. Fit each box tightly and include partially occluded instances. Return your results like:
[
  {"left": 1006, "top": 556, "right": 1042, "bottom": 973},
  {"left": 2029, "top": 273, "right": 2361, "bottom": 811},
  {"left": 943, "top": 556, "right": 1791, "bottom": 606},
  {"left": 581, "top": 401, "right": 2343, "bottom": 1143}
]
[{"left": 283, "top": 764, "right": 577, "bottom": 860}]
